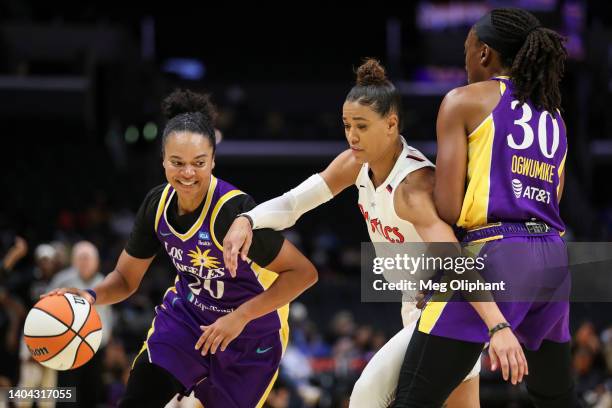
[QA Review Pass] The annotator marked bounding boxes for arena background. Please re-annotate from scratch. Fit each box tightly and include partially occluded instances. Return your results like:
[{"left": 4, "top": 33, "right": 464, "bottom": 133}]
[{"left": 1, "top": 1, "right": 611, "bottom": 407}]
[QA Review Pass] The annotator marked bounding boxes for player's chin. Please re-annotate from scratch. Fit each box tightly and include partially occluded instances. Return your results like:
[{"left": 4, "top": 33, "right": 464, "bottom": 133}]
[{"left": 350, "top": 150, "right": 367, "bottom": 164}]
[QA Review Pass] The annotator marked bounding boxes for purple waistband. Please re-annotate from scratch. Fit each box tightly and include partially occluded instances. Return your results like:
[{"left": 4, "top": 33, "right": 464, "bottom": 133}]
[{"left": 461, "top": 221, "right": 560, "bottom": 243}]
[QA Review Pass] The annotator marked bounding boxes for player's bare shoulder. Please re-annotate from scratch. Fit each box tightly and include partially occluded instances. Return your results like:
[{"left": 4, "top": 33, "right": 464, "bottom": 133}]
[
  {"left": 441, "top": 81, "right": 501, "bottom": 130},
  {"left": 394, "top": 167, "right": 436, "bottom": 222},
  {"left": 444, "top": 81, "right": 498, "bottom": 110}
]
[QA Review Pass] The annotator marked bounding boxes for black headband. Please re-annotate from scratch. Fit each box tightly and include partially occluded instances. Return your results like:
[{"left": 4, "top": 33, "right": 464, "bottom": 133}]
[{"left": 473, "top": 12, "right": 540, "bottom": 57}]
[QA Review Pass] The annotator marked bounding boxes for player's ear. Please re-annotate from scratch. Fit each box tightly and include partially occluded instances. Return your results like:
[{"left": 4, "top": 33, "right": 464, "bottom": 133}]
[
  {"left": 387, "top": 113, "right": 399, "bottom": 134},
  {"left": 480, "top": 44, "right": 491, "bottom": 66},
  {"left": 211, "top": 158, "right": 216, "bottom": 171}
]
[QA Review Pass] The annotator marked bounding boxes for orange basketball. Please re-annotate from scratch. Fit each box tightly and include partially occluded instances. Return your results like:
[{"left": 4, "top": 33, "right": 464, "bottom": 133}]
[{"left": 24, "top": 293, "right": 103, "bottom": 371}]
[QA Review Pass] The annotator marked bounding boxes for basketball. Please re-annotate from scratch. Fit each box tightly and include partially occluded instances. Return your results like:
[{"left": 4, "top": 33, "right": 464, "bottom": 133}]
[{"left": 23, "top": 293, "right": 103, "bottom": 371}]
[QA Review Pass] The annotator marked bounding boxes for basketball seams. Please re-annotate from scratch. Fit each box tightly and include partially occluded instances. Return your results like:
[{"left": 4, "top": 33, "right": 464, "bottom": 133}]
[
  {"left": 62, "top": 294, "right": 75, "bottom": 328},
  {"left": 31, "top": 306, "right": 90, "bottom": 342},
  {"left": 35, "top": 331, "right": 78, "bottom": 363},
  {"left": 67, "top": 337, "right": 84, "bottom": 369},
  {"left": 71, "top": 337, "right": 97, "bottom": 369},
  {"left": 81, "top": 333, "right": 97, "bottom": 355},
  {"left": 34, "top": 328, "right": 92, "bottom": 365},
  {"left": 29, "top": 307, "right": 72, "bottom": 336},
  {"left": 72, "top": 298, "right": 92, "bottom": 333}
]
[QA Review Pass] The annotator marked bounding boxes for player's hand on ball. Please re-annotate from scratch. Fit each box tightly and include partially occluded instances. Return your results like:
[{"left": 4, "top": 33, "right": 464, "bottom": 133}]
[
  {"left": 195, "top": 311, "right": 249, "bottom": 356},
  {"left": 223, "top": 216, "right": 254, "bottom": 278},
  {"left": 40, "top": 288, "right": 95, "bottom": 305},
  {"left": 488, "top": 327, "right": 528, "bottom": 385}
]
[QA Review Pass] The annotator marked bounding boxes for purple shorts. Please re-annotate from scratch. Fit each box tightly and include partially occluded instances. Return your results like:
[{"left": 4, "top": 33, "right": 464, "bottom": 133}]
[
  {"left": 141, "top": 302, "right": 285, "bottom": 407},
  {"left": 418, "top": 229, "right": 570, "bottom": 351}
]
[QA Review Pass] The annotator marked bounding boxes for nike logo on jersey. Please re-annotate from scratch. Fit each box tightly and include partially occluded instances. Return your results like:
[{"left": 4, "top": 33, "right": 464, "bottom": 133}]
[
  {"left": 256, "top": 346, "right": 273, "bottom": 354},
  {"left": 160, "top": 231, "right": 173, "bottom": 237}
]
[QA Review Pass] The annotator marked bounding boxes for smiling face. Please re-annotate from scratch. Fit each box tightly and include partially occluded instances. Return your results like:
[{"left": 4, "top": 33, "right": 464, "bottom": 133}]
[
  {"left": 342, "top": 100, "right": 398, "bottom": 165},
  {"left": 162, "top": 131, "right": 215, "bottom": 201}
]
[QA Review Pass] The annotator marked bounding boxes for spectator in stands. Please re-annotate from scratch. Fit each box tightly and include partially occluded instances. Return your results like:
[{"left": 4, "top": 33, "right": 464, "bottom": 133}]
[{"left": 50, "top": 240, "right": 113, "bottom": 407}]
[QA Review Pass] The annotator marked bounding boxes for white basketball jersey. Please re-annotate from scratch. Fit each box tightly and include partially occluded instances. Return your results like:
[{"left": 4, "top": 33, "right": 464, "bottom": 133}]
[
  {"left": 355, "top": 138, "right": 434, "bottom": 327},
  {"left": 356, "top": 138, "right": 434, "bottom": 244}
]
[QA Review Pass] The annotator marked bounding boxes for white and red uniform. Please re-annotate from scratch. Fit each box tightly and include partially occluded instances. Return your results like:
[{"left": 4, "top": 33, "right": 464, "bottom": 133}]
[{"left": 349, "top": 138, "right": 480, "bottom": 408}]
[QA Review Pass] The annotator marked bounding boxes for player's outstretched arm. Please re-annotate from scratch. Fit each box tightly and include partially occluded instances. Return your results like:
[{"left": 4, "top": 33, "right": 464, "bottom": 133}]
[
  {"left": 41, "top": 250, "right": 154, "bottom": 306},
  {"left": 223, "top": 149, "right": 360, "bottom": 276},
  {"left": 196, "top": 239, "right": 317, "bottom": 355},
  {"left": 395, "top": 168, "right": 528, "bottom": 385}
]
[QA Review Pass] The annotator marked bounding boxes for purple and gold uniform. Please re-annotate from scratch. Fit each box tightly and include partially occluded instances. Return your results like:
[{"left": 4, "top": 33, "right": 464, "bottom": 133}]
[
  {"left": 129, "top": 176, "right": 289, "bottom": 407},
  {"left": 419, "top": 77, "right": 570, "bottom": 350}
]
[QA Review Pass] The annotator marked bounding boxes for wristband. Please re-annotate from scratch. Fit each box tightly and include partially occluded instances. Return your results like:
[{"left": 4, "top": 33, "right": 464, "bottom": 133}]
[
  {"left": 488, "top": 322, "right": 511, "bottom": 337},
  {"left": 237, "top": 213, "right": 254, "bottom": 229},
  {"left": 85, "top": 289, "right": 97, "bottom": 304}
]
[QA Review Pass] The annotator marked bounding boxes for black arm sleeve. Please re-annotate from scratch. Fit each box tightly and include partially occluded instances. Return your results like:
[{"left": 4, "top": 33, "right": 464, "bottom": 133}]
[
  {"left": 124, "top": 185, "right": 164, "bottom": 259},
  {"left": 213, "top": 194, "right": 284, "bottom": 267}
]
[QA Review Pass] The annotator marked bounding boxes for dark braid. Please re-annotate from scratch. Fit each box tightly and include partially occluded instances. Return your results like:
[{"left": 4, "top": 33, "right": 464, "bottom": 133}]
[{"left": 489, "top": 8, "right": 567, "bottom": 113}]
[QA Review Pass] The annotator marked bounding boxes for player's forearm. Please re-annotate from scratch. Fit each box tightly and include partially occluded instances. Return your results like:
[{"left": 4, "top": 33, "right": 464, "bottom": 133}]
[
  {"left": 245, "top": 174, "right": 333, "bottom": 230},
  {"left": 433, "top": 191, "right": 463, "bottom": 226},
  {"left": 92, "top": 270, "right": 136, "bottom": 305},
  {"left": 415, "top": 220, "right": 458, "bottom": 243},
  {"left": 234, "top": 266, "right": 318, "bottom": 322},
  {"left": 460, "top": 261, "right": 508, "bottom": 329}
]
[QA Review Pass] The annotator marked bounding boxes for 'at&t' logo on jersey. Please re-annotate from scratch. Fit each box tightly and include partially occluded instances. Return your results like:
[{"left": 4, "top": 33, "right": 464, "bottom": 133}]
[
  {"left": 358, "top": 204, "right": 405, "bottom": 243},
  {"left": 512, "top": 179, "right": 523, "bottom": 198},
  {"left": 511, "top": 179, "right": 551, "bottom": 204}
]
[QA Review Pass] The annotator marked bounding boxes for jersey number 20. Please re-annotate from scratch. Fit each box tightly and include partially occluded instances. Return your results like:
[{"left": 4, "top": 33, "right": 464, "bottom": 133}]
[{"left": 188, "top": 276, "right": 224, "bottom": 299}]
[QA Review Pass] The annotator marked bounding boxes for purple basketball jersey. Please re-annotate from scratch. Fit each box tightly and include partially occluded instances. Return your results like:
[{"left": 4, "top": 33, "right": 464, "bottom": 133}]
[
  {"left": 154, "top": 176, "right": 283, "bottom": 338},
  {"left": 458, "top": 77, "right": 567, "bottom": 232}
]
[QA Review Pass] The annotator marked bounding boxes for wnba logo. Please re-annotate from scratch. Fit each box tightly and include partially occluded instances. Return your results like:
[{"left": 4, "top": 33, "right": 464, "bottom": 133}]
[{"left": 512, "top": 179, "right": 523, "bottom": 198}]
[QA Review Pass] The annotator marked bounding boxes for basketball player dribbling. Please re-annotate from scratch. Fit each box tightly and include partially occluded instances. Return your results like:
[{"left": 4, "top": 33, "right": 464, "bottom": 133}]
[
  {"left": 222, "top": 59, "right": 525, "bottom": 407},
  {"left": 43, "top": 89, "right": 318, "bottom": 407},
  {"left": 391, "top": 8, "right": 576, "bottom": 407}
]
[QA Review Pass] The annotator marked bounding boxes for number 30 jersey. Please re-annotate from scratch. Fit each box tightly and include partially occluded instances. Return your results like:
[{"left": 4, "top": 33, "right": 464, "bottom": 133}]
[{"left": 457, "top": 76, "right": 568, "bottom": 232}]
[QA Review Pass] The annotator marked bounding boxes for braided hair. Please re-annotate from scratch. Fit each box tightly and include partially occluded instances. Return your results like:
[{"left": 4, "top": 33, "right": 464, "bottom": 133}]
[
  {"left": 161, "top": 89, "right": 217, "bottom": 156},
  {"left": 484, "top": 8, "right": 567, "bottom": 113}
]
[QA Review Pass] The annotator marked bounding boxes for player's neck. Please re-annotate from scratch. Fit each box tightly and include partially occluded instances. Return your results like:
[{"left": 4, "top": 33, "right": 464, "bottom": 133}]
[
  {"left": 369, "top": 138, "right": 403, "bottom": 188},
  {"left": 488, "top": 67, "right": 511, "bottom": 79},
  {"left": 177, "top": 193, "right": 205, "bottom": 215}
]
